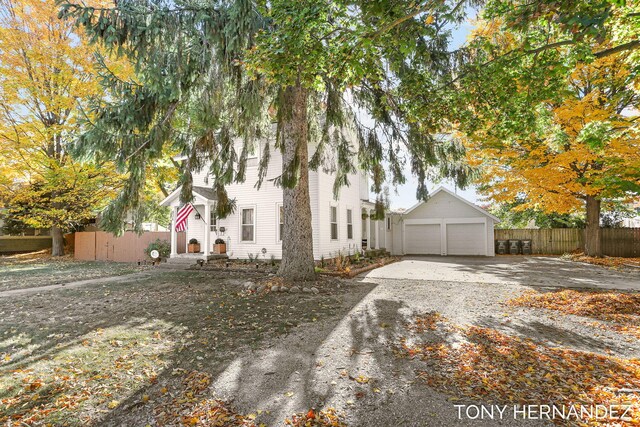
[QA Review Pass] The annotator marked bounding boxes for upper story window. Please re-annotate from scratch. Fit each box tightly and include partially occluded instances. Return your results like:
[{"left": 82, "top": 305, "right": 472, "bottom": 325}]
[
  {"left": 346, "top": 209, "right": 353, "bottom": 240},
  {"left": 239, "top": 141, "right": 259, "bottom": 160},
  {"left": 330, "top": 206, "right": 338, "bottom": 240},
  {"left": 241, "top": 208, "right": 255, "bottom": 242}
]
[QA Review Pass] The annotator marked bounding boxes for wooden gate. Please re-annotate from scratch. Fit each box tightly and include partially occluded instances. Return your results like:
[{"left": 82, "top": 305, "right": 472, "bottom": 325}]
[{"left": 75, "top": 231, "right": 186, "bottom": 262}]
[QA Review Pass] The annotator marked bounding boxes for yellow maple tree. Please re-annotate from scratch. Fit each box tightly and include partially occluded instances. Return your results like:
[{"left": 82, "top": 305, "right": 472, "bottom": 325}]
[
  {"left": 462, "top": 24, "right": 640, "bottom": 255},
  {"left": 0, "top": 0, "right": 133, "bottom": 254}
]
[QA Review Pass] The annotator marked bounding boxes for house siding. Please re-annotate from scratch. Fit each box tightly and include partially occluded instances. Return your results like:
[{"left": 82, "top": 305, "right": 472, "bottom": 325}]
[
  {"left": 315, "top": 166, "right": 363, "bottom": 258},
  {"left": 184, "top": 141, "right": 362, "bottom": 260},
  {"left": 405, "top": 191, "right": 482, "bottom": 220},
  {"left": 185, "top": 209, "right": 206, "bottom": 253}
]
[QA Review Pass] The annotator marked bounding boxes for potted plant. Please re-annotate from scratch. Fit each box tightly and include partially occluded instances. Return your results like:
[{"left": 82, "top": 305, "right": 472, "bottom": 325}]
[
  {"left": 188, "top": 238, "right": 200, "bottom": 253},
  {"left": 214, "top": 238, "right": 226, "bottom": 254}
]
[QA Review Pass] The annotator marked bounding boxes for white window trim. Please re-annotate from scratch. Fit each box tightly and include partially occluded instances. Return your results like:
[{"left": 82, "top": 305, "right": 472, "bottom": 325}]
[
  {"left": 239, "top": 205, "right": 257, "bottom": 243},
  {"left": 330, "top": 204, "right": 339, "bottom": 241},
  {"left": 346, "top": 207, "right": 354, "bottom": 240},
  {"left": 210, "top": 210, "right": 217, "bottom": 232},
  {"left": 276, "top": 202, "right": 284, "bottom": 243}
]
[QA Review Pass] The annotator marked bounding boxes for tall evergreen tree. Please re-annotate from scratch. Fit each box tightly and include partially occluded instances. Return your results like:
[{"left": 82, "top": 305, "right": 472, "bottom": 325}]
[{"left": 61, "top": 0, "right": 475, "bottom": 280}]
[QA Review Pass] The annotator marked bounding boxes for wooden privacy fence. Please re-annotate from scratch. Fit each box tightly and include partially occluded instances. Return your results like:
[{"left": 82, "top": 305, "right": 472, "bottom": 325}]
[
  {"left": 495, "top": 228, "right": 640, "bottom": 257},
  {"left": 75, "top": 231, "right": 186, "bottom": 263}
]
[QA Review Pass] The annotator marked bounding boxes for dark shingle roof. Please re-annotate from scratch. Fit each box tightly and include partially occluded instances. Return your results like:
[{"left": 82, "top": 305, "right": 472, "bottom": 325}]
[{"left": 192, "top": 186, "right": 217, "bottom": 201}]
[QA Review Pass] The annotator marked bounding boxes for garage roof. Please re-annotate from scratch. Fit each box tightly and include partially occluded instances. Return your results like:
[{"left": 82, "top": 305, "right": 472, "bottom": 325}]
[{"left": 401, "top": 187, "right": 500, "bottom": 222}]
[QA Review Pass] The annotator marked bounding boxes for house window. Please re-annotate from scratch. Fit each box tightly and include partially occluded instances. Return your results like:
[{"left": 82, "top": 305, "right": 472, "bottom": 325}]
[
  {"left": 330, "top": 206, "right": 338, "bottom": 240},
  {"left": 241, "top": 208, "right": 255, "bottom": 242},
  {"left": 278, "top": 205, "right": 284, "bottom": 242},
  {"left": 210, "top": 211, "right": 217, "bottom": 232},
  {"left": 346, "top": 209, "right": 353, "bottom": 240},
  {"left": 386, "top": 217, "right": 391, "bottom": 231}
]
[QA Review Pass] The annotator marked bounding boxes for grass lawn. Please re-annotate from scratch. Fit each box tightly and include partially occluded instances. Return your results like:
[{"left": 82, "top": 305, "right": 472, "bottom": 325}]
[
  {"left": 0, "top": 253, "right": 148, "bottom": 292},
  {"left": 0, "top": 267, "right": 367, "bottom": 426}
]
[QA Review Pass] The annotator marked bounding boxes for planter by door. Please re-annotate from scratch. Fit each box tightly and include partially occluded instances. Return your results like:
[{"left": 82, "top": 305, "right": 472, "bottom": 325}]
[
  {"left": 188, "top": 243, "right": 201, "bottom": 253},
  {"left": 214, "top": 243, "right": 226, "bottom": 254}
]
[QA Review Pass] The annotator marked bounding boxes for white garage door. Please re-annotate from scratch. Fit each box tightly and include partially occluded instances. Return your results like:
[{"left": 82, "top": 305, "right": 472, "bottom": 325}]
[
  {"left": 405, "top": 224, "right": 441, "bottom": 255},
  {"left": 446, "top": 223, "right": 486, "bottom": 255}
]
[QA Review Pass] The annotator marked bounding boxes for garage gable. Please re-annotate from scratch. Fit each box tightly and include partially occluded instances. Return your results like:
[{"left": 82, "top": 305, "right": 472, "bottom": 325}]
[
  {"left": 403, "top": 187, "right": 499, "bottom": 222},
  {"left": 395, "top": 187, "right": 498, "bottom": 257}
]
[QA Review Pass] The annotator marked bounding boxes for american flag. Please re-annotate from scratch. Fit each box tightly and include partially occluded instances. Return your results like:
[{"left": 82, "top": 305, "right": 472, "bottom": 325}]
[{"left": 175, "top": 203, "right": 194, "bottom": 232}]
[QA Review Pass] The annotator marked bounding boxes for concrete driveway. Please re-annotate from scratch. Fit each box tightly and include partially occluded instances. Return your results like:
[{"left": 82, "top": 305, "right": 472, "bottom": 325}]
[{"left": 363, "top": 256, "right": 640, "bottom": 291}]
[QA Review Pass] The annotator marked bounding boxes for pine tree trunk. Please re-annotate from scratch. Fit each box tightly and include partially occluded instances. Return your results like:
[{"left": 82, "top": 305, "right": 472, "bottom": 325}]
[
  {"left": 51, "top": 226, "right": 65, "bottom": 257},
  {"left": 277, "top": 84, "right": 316, "bottom": 281},
  {"left": 584, "top": 195, "right": 602, "bottom": 257}
]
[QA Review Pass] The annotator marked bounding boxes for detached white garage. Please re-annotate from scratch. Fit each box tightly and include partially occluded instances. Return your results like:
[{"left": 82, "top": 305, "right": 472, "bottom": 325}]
[{"left": 388, "top": 187, "right": 499, "bottom": 257}]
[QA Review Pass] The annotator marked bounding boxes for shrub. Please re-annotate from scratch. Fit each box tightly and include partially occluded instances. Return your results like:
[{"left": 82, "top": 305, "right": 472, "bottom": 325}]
[
  {"left": 145, "top": 239, "right": 171, "bottom": 258},
  {"left": 188, "top": 238, "right": 199, "bottom": 244},
  {"left": 215, "top": 238, "right": 225, "bottom": 244}
]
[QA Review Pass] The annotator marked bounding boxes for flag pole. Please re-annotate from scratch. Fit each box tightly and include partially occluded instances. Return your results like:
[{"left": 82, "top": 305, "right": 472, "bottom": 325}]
[{"left": 190, "top": 203, "right": 207, "bottom": 224}]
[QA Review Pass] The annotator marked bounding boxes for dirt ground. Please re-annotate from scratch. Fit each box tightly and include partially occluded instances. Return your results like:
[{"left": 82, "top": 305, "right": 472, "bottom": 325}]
[
  {"left": 0, "top": 254, "right": 148, "bottom": 292},
  {"left": 0, "top": 257, "right": 638, "bottom": 426}
]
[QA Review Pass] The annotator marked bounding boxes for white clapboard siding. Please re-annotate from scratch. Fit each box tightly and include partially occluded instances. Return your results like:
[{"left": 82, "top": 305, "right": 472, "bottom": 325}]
[{"left": 188, "top": 140, "right": 364, "bottom": 260}]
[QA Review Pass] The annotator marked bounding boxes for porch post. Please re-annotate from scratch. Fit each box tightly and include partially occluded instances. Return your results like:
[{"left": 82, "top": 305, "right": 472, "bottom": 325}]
[
  {"left": 170, "top": 205, "right": 178, "bottom": 258},
  {"left": 367, "top": 210, "right": 372, "bottom": 250},
  {"left": 203, "top": 203, "right": 211, "bottom": 261},
  {"left": 374, "top": 217, "right": 379, "bottom": 250}
]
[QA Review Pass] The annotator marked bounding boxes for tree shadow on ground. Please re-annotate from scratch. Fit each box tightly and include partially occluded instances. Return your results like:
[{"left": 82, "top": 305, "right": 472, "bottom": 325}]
[{"left": 0, "top": 269, "right": 379, "bottom": 426}]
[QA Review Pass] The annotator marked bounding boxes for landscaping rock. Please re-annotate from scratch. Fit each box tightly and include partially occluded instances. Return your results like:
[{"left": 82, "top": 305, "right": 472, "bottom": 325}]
[
  {"left": 279, "top": 287, "right": 288, "bottom": 292},
  {"left": 289, "top": 286, "right": 300, "bottom": 293},
  {"left": 271, "top": 285, "right": 279, "bottom": 292},
  {"left": 256, "top": 285, "right": 265, "bottom": 293},
  {"left": 302, "top": 287, "right": 312, "bottom": 293},
  {"left": 244, "top": 281, "right": 255, "bottom": 291},
  {"left": 310, "top": 287, "right": 319, "bottom": 294}
]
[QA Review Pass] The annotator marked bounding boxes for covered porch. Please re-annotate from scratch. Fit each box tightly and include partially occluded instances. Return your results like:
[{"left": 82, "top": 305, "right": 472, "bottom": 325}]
[
  {"left": 160, "top": 186, "right": 224, "bottom": 262},
  {"left": 361, "top": 201, "right": 387, "bottom": 251}
]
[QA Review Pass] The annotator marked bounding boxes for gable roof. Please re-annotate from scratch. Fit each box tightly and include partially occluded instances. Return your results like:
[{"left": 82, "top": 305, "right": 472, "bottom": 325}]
[
  {"left": 401, "top": 186, "right": 500, "bottom": 222},
  {"left": 160, "top": 185, "right": 218, "bottom": 207}
]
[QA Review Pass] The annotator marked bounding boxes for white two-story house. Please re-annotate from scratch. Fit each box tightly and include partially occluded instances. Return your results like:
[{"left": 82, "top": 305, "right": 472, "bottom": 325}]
[{"left": 160, "top": 140, "right": 386, "bottom": 262}]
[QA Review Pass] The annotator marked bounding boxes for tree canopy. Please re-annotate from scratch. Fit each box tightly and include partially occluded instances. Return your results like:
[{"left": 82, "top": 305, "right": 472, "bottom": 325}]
[
  {"left": 451, "top": 0, "right": 640, "bottom": 255},
  {"left": 0, "top": 0, "right": 133, "bottom": 252},
  {"left": 60, "top": 0, "right": 477, "bottom": 231}
]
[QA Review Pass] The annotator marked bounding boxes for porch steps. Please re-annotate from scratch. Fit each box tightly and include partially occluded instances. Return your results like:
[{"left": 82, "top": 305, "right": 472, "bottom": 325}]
[{"left": 159, "top": 253, "right": 229, "bottom": 269}]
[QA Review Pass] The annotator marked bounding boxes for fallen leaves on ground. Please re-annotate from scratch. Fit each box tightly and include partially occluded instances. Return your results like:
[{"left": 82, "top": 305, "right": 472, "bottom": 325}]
[
  {"left": 568, "top": 253, "right": 640, "bottom": 270},
  {"left": 0, "top": 323, "right": 173, "bottom": 425},
  {"left": 508, "top": 289, "right": 640, "bottom": 338},
  {"left": 154, "top": 371, "right": 256, "bottom": 426},
  {"left": 285, "top": 407, "right": 347, "bottom": 427},
  {"left": 407, "top": 311, "right": 444, "bottom": 333},
  {"left": 398, "top": 313, "right": 640, "bottom": 426}
]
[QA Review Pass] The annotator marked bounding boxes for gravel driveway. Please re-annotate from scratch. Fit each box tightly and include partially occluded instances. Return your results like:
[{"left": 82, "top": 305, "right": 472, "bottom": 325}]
[
  {"left": 204, "top": 257, "right": 639, "bottom": 426},
  {"left": 363, "top": 255, "right": 640, "bottom": 291}
]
